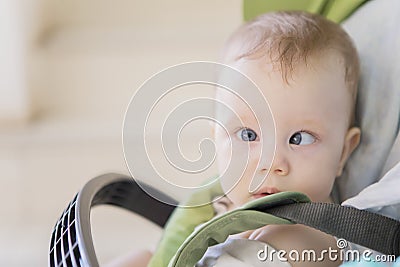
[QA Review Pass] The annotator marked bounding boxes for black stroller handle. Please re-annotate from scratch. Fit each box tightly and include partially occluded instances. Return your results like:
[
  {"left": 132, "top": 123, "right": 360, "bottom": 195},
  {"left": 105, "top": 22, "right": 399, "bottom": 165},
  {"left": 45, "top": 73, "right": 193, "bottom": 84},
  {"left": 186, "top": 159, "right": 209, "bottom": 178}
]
[{"left": 49, "top": 173, "right": 177, "bottom": 267}]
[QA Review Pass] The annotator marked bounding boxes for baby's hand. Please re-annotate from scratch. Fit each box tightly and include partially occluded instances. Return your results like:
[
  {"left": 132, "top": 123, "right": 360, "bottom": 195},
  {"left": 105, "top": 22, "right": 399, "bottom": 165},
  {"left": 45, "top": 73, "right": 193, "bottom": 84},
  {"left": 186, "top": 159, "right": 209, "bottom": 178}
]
[
  {"left": 229, "top": 229, "right": 254, "bottom": 239},
  {"left": 212, "top": 196, "right": 235, "bottom": 215},
  {"left": 248, "top": 224, "right": 341, "bottom": 267}
]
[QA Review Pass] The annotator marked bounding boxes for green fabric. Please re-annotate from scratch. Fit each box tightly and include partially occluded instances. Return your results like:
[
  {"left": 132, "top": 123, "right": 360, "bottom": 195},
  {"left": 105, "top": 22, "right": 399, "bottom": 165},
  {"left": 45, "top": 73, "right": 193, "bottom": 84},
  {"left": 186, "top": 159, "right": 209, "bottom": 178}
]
[
  {"left": 322, "top": 0, "right": 367, "bottom": 22},
  {"left": 168, "top": 191, "right": 310, "bottom": 267},
  {"left": 148, "top": 180, "right": 224, "bottom": 267},
  {"left": 243, "top": 0, "right": 367, "bottom": 23}
]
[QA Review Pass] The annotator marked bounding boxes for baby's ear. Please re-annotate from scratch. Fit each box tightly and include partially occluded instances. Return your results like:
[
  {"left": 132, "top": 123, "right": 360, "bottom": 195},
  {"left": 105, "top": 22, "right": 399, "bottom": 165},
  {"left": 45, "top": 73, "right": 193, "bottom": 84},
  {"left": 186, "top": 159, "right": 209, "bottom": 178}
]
[{"left": 336, "top": 127, "right": 361, "bottom": 177}]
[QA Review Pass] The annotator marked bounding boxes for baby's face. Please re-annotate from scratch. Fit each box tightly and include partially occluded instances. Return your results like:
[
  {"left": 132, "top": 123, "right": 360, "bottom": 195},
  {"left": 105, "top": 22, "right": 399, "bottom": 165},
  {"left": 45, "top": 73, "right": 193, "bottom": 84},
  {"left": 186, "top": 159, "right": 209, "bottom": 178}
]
[{"left": 214, "top": 54, "right": 359, "bottom": 206}]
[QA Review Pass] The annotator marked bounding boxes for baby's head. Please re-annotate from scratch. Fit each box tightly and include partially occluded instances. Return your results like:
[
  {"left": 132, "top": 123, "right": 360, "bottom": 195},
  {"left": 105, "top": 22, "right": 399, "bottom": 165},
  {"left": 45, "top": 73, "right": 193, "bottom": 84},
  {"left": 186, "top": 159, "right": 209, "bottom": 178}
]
[{"left": 213, "top": 11, "right": 361, "bottom": 206}]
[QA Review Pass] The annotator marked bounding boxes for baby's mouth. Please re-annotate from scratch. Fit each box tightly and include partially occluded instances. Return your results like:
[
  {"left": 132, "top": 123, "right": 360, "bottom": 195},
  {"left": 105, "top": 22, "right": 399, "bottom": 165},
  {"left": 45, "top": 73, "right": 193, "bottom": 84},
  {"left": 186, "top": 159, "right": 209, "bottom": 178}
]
[{"left": 252, "top": 187, "right": 280, "bottom": 199}]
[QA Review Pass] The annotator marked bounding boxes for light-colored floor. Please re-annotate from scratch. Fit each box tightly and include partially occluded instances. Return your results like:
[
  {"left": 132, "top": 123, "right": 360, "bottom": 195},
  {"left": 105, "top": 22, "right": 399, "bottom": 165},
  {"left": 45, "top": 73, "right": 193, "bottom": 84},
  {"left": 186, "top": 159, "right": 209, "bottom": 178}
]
[{"left": 0, "top": 1, "right": 242, "bottom": 266}]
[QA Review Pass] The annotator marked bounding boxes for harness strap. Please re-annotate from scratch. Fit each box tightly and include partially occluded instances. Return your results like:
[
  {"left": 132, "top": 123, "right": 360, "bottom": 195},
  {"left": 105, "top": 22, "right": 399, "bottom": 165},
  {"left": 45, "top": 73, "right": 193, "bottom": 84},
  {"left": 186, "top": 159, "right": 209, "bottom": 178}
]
[{"left": 265, "top": 202, "right": 400, "bottom": 257}]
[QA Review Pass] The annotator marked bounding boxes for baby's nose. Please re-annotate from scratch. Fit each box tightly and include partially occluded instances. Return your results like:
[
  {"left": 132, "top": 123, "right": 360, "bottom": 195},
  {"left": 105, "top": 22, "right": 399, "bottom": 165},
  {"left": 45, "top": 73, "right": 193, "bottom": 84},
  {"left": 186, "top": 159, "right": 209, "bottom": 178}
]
[
  {"left": 271, "top": 150, "right": 290, "bottom": 176},
  {"left": 249, "top": 151, "right": 290, "bottom": 192}
]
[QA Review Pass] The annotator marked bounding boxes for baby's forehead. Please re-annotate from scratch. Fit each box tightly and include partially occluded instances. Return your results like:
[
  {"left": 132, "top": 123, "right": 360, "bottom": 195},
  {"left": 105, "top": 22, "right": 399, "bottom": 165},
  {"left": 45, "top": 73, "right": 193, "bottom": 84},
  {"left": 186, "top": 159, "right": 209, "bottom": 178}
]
[
  {"left": 214, "top": 88, "right": 259, "bottom": 116},
  {"left": 213, "top": 87, "right": 275, "bottom": 131},
  {"left": 218, "top": 52, "right": 348, "bottom": 96},
  {"left": 214, "top": 54, "right": 352, "bottom": 124}
]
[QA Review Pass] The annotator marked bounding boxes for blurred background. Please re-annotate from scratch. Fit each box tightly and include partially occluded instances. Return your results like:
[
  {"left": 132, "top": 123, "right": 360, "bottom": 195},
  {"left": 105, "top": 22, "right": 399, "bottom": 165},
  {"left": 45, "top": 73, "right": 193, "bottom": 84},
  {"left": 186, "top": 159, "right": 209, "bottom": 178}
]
[{"left": 0, "top": 0, "right": 242, "bottom": 265}]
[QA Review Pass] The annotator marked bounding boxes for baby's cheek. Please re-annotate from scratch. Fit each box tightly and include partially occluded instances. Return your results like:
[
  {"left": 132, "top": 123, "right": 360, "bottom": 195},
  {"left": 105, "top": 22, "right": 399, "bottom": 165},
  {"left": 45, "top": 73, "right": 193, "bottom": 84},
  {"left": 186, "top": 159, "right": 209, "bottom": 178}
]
[
  {"left": 304, "top": 179, "right": 335, "bottom": 202},
  {"left": 300, "top": 157, "right": 338, "bottom": 202},
  {"left": 288, "top": 170, "right": 333, "bottom": 202},
  {"left": 219, "top": 179, "right": 231, "bottom": 195},
  {"left": 221, "top": 176, "right": 252, "bottom": 207}
]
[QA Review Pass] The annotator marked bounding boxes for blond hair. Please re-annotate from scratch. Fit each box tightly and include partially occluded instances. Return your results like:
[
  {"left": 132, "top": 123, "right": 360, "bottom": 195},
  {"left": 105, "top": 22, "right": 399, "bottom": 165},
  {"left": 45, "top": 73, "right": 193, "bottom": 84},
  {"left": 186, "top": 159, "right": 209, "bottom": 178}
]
[{"left": 221, "top": 11, "right": 359, "bottom": 121}]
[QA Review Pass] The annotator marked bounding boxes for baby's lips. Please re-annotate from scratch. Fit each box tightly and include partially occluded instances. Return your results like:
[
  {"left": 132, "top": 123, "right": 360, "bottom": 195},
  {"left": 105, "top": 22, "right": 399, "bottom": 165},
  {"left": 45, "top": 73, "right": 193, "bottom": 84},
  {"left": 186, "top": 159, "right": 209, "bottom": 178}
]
[
  {"left": 254, "top": 186, "right": 280, "bottom": 195},
  {"left": 251, "top": 186, "right": 281, "bottom": 199}
]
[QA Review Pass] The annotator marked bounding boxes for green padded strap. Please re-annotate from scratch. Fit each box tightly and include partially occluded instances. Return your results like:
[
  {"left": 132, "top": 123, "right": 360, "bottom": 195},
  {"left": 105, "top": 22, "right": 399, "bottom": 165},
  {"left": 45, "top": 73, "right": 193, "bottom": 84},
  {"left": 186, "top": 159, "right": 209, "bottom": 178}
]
[
  {"left": 243, "top": 0, "right": 367, "bottom": 23},
  {"left": 148, "top": 179, "right": 224, "bottom": 267},
  {"left": 168, "top": 192, "right": 400, "bottom": 267},
  {"left": 168, "top": 192, "right": 310, "bottom": 267}
]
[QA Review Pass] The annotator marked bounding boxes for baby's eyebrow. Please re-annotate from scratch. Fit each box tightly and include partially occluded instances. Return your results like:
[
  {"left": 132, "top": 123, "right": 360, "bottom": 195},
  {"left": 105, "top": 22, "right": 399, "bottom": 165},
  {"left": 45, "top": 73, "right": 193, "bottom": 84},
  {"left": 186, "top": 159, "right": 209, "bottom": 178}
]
[
  {"left": 299, "top": 118, "right": 326, "bottom": 131},
  {"left": 225, "top": 113, "right": 259, "bottom": 127},
  {"left": 302, "top": 119, "right": 319, "bottom": 125},
  {"left": 223, "top": 117, "right": 244, "bottom": 128}
]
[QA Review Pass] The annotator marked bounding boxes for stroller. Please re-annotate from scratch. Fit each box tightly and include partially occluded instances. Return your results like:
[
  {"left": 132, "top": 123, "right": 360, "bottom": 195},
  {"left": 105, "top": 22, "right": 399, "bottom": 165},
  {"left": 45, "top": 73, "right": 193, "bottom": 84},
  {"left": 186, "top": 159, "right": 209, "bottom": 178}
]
[{"left": 49, "top": 0, "right": 400, "bottom": 266}]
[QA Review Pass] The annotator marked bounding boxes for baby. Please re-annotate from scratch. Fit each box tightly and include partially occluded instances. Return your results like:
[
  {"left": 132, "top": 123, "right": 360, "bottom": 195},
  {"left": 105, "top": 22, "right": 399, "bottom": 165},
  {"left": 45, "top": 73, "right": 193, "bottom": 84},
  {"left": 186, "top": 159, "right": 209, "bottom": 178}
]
[
  {"left": 109, "top": 10, "right": 361, "bottom": 267},
  {"left": 198, "top": 11, "right": 361, "bottom": 267}
]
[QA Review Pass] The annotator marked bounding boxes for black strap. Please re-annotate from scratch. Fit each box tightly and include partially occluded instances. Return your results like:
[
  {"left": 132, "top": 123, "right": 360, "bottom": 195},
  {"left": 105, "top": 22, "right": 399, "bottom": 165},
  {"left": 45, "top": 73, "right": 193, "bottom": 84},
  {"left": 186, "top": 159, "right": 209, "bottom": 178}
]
[{"left": 260, "top": 202, "right": 400, "bottom": 257}]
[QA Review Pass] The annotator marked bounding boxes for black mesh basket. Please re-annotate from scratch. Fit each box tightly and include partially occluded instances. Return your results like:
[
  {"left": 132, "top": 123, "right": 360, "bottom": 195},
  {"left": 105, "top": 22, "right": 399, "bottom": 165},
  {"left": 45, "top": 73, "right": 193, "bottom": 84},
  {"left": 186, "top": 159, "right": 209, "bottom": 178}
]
[{"left": 49, "top": 173, "right": 177, "bottom": 267}]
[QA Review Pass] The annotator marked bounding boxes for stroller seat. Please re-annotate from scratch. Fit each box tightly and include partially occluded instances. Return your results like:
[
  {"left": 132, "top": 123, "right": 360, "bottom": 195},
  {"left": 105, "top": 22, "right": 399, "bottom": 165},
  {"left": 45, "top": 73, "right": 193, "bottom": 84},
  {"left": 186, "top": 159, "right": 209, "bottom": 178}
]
[{"left": 49, "top": 0, "right": 400, "bottom": 266}]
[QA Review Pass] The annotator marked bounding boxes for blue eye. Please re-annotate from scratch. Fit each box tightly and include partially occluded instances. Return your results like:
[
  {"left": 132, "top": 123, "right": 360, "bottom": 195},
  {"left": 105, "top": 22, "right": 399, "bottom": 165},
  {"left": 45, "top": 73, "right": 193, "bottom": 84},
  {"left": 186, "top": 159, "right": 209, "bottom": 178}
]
[
  {"left": 237, "top": 128, "right": 258, "bottom": 142},
  {"left": 289, "top": 131, "right": 316, "bottom": 145}
]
